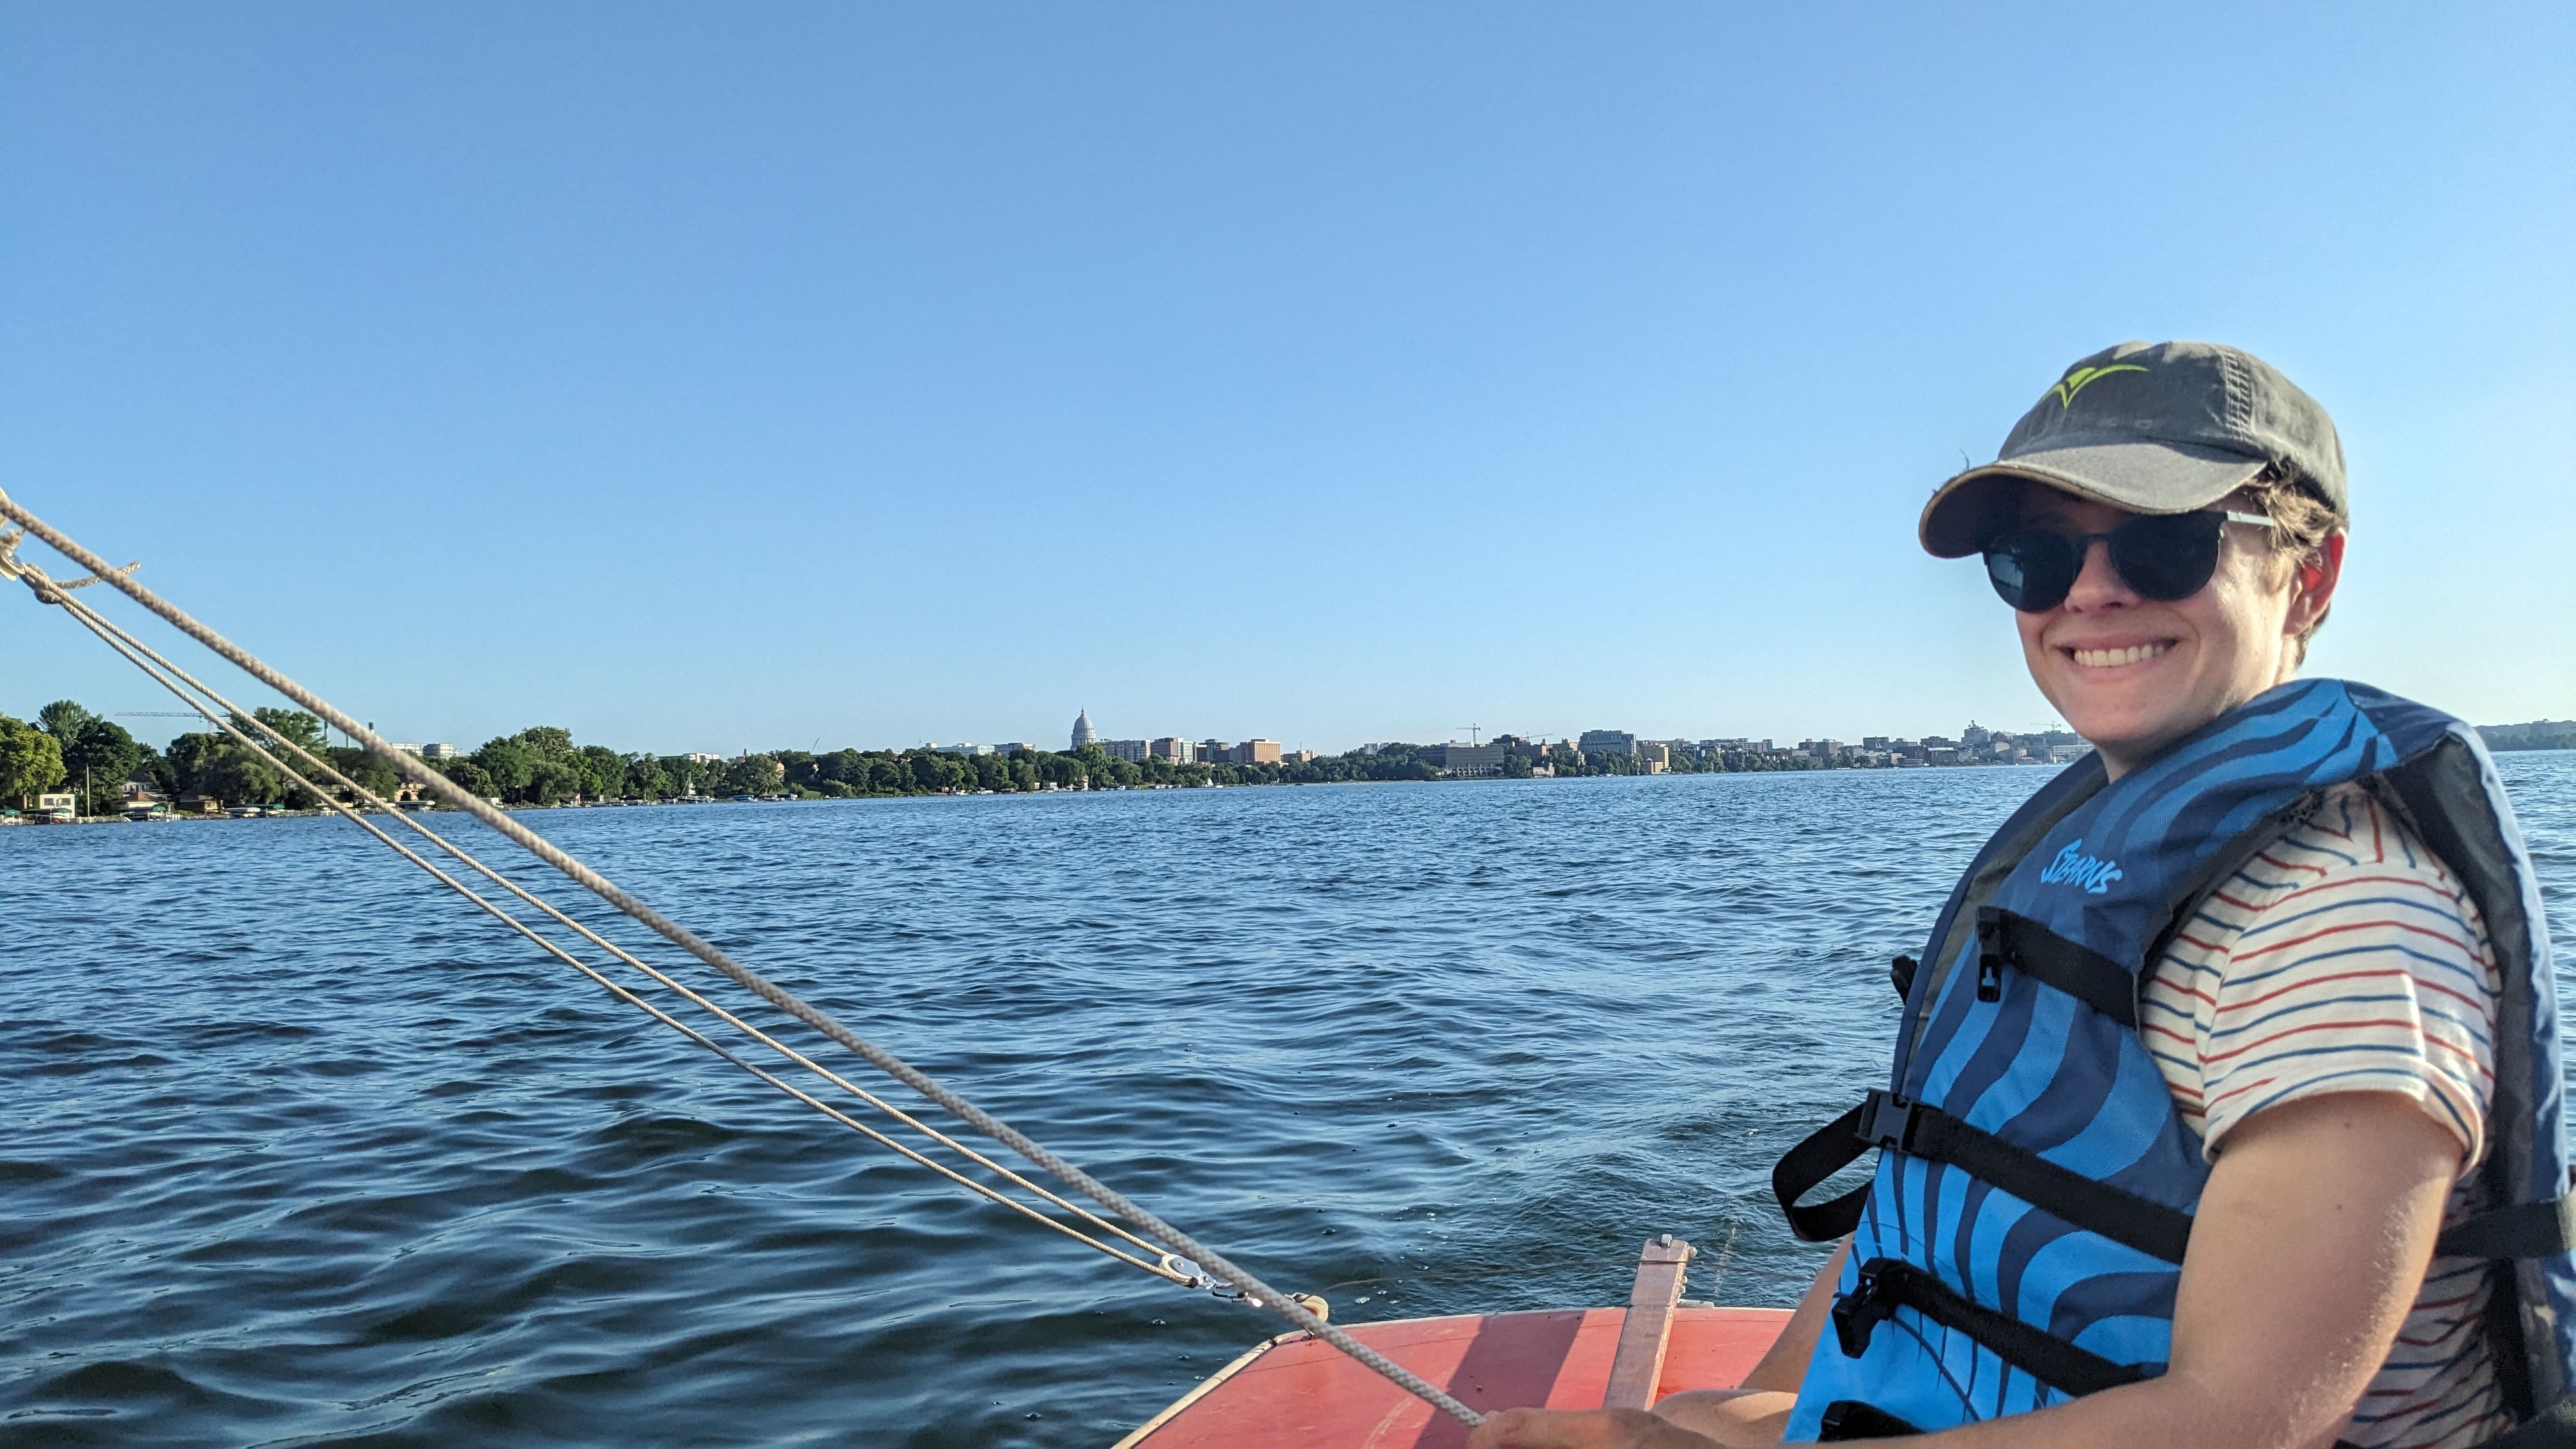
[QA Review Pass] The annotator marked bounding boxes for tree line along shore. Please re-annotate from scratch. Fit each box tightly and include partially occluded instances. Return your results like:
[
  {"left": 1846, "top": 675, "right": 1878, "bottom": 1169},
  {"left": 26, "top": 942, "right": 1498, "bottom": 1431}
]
[
  {"left": 8, "top": 700, "right": 2570, "bottom": 816},
  {"left": 3, "top": 701, "right": 1827, "bottom": 814}
]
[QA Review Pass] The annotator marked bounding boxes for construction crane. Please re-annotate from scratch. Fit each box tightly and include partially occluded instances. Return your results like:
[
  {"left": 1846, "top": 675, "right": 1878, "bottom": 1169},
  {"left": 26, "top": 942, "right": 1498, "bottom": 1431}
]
[{"left": 1458, "top": 724, "right": 1483, "bottom": 746}]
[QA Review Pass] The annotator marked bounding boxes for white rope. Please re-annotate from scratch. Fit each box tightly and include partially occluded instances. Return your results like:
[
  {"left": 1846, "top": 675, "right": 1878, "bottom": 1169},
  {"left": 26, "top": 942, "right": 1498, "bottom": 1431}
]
[
  {"left": 43, "top": 583, "right": 1193, "bottom": 1285},
  {"left": 38, "top": 578, "right": 1186, "bottom": 1271},
  {"left": 0, "top": 488, "right": 1482, "bottom": 1430}
]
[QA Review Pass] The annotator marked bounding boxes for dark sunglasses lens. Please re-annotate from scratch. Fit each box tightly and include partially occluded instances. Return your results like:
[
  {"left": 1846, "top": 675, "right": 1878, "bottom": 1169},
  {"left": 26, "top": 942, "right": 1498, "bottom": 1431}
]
[
  {"left": 2110, "top": 512, "right": 2225, "bottom": 601},
  {"left": 1985, "top": 531, "right": 2078, "bottom": 612}
]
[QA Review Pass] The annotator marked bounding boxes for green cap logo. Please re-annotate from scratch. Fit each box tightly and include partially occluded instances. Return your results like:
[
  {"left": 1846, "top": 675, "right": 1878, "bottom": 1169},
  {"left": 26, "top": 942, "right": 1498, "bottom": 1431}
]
[{"left": 2047, "top": 363, "right": 2148, "bottom": 408}]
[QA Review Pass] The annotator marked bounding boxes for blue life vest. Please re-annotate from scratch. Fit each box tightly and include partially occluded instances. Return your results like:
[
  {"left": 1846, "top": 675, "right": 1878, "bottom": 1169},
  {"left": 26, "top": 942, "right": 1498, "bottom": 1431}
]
[{"left": 1769, "top": 679, "right": 2576, "bottom": 1442}]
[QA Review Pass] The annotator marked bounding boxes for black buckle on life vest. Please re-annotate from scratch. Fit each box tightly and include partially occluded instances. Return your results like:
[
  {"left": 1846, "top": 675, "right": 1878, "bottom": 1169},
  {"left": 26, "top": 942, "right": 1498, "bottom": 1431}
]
[
  {"left": 1974, "top": 914, "right": 2005, "bottom": 1001},
  {"left": 1831, "top": 1264, "right": 1897, "bottom": 1358},
  {"left": 1857, "top": 1089, "right": 1920, "bottom": 1154},
  {"left": 1972, "top": 907, "right": 2141, "bottom": 1025}
]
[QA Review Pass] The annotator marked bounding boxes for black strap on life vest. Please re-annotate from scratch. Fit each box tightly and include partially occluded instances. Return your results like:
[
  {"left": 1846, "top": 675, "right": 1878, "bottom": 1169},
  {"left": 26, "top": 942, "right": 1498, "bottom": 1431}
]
[
  {"left": 1889, "top": 953, "right": 1919, "bottom": 1001},
  {"left": 2439, "top": 1192, "right": 2576, "bottom": 1261},
  {"left": 1816, "top": 1400, "right": 1922, "bottom": 1439},
  {"left": 1772, "top": 1089, "right": 2195, "bottom": 1264},
  {"left": 1975, "top": 907, "right": 2137, "bottom": 1025},
  {"left": 1772, "top": 1101, "right": 1873, "bottom": 1242},
  {"left": 1832, "top": 1257, "right": 2155, "bottom": 1397}
]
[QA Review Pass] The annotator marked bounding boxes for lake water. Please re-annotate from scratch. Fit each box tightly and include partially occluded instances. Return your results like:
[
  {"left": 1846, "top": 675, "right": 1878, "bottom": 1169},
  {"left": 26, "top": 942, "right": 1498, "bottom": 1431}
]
[{"left": 8, "top": 757, "right": 2575, "bottom": 1446}]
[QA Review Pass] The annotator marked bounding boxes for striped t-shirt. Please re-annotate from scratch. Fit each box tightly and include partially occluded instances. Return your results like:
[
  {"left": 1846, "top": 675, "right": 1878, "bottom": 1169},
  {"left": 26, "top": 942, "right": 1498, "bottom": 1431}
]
[{"left": 2143, "top": 780, "right": 2509, "bottom": 1448}]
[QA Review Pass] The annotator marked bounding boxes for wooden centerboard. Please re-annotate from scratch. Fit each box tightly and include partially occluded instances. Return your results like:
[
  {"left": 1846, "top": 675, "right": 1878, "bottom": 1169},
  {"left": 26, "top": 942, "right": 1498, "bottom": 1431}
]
[{"left": 1117, "top": 1305, "right": 1791, "bottom": 1448}]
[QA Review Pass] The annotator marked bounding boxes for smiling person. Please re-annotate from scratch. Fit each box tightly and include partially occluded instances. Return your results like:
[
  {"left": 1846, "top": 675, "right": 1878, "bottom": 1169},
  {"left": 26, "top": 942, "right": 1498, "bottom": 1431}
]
[{"left": 1471, "top": 342, "right": 2576, "bottom": 1449}]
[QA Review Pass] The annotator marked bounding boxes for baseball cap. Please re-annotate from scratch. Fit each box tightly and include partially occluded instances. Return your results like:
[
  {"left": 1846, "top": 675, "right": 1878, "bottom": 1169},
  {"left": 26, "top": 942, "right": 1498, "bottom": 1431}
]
[{"left": 1919, "top": 341, "right": 2347, "bottom": 558}]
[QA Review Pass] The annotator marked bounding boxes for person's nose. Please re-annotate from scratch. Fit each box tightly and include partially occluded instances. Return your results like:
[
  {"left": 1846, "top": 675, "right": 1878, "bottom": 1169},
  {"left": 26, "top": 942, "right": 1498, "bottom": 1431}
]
[{"left": 2062, "top": 537, "right": 2138, "bottom": 610}]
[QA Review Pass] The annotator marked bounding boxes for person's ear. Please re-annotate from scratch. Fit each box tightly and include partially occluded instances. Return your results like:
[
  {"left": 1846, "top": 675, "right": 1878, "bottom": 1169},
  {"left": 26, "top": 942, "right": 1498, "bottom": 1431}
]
[{"left": 2286, "top": 531, "right": 2346, "bottom": 636}]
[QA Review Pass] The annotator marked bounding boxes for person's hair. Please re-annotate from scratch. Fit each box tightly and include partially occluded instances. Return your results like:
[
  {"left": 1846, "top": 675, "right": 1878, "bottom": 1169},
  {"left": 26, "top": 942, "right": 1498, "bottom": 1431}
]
[{"left": 2241, "top": 465, "right": 2347, "bottom": 663}]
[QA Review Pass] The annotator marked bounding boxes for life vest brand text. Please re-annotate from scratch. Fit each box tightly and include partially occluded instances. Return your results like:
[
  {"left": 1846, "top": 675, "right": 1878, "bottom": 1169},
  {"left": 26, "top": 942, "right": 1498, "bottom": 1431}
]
[{"left": 2040, "top": 839, "right": 2124, "bottom": 894}]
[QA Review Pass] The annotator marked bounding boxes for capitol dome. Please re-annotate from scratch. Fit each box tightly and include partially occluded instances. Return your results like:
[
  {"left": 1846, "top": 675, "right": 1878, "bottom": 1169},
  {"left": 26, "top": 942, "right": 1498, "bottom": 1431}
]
[{"left": 1070, "top": 710, "right": 1096, "bottom": 749}]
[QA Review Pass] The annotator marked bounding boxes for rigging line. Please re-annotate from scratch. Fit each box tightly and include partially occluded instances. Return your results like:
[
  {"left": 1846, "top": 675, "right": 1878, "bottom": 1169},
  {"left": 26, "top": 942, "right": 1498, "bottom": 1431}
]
[
  {"left": 51, "top": 591, "right": 1176, "bottom": 1269},
  {"left": 1, "top": 491, "right": 1478, "bottom": 1428},
  {"left": 47, "top": 595, "right": 1189, "bottom": 1285}
]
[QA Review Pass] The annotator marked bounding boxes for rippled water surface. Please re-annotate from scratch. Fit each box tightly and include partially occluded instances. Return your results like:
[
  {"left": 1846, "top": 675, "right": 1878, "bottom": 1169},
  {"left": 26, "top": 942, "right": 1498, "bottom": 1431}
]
[{"left": 10, "top": 758, "right": 2576, "bottom": 1446}]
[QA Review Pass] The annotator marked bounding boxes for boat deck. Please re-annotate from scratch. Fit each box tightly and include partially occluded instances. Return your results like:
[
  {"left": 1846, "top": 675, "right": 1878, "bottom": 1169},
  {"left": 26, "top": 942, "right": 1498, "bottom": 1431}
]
[{"left": 1119, "top": 1304, "right": 1791, "bottom": 1448}]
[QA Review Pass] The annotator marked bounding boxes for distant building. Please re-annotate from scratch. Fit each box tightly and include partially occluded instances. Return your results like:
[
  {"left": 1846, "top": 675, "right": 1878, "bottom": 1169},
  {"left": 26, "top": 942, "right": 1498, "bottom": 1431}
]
[
  {"left": 1806, "top": 739, "right": 1843, "bottom": 762},
  {"left": 1634, "top": 741, "right": 1671, "bottom": 771},
  {"left": 385, "top": 742, "right": 422, "bottom": 756},
  {"left": 1149, "top": 737, "right": 1195, "bottom": 764},
  {"left": 419, "top": 742, "right": 461, "bottom": 760},
  {"left": 1101, "top": 739, "right": 1149, "bottom": 763},
  {"left": 1238, "top": 740, "right": 1282, "bottom": 766},
  {"left": 1445, "top": 742, "right": 1505, "bottom": 778},
  {"left": 933, "top": 742, "right": 996, "bottom": 757},
  {"left": 1579, "top": 729, "right": 1636, "bottom": 756},
  {"left": 997, "top": 742, "right": 1036, "bottom": 756},
  {"left": 1071, "top": 710, "right": 1097, "bottom": 750},
  {"left": 1199, "top": 738, "right": 1234, "bottom": 765},
  {"left": 684, "top": 751, "right": 724, "bottom": 764},
  {"left": 1962, "top": 723, "right": 1992, "bottom": 751},
  {"left": 1282, "top": 749, "right": 1317, "bottom": 765}
]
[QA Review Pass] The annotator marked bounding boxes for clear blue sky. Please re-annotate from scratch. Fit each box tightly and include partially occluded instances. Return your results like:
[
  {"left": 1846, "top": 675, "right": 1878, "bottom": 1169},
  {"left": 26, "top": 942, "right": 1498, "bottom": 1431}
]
[{"left": 4, "top": 4, "right": 2569, "bottom": 756}]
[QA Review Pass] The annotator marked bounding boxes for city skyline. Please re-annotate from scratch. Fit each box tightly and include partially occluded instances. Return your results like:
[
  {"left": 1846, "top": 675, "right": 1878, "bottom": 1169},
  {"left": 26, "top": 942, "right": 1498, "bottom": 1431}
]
[{"left": 40, "top": 693, "right": 2576, "bottom": 767}]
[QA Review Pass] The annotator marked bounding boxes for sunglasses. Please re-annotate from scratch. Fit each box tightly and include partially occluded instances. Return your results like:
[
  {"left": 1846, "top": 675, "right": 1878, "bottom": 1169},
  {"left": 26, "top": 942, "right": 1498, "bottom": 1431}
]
[{"left": 1983, "top": 509, "right": 2274, "bottom": 613}]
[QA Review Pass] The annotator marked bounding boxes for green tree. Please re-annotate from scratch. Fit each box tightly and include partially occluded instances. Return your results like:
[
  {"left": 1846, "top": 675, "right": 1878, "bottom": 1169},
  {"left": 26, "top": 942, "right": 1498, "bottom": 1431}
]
[
  {"left": 250, "top": 708, "right": 328, "bottom": 759},
  {"left": 775, "top": 749, "right": 817, "bottom": 792},
  {"left": 201, "top": 740, "right": 284, "bottom": 806},
  {"left": 242, "top": 710, "right": 329, "bottom": 807},
  {"left": 138, "top": 743, "right": 178, "bottom": 799},
  {"left": 525, "top": 758, "right": 580, "bottom": 804},
  {"left": 162, "top": 732, "right": 225, "bottom": 797},
  {"left": 576, "top": 744, "right": 627, "bottom": 801},
  {"left": 441, "top": 758, "right": 499, "bottom": 799},
  {"left": 38, "top": 700, "right": 96, "bottom": 743},
  {"left": 0, "top": 714, "right": 68, "bottom": 807},
  {"left": 624, "top": 753, "right": 671, "bottom": 800},
  {"left": 325, "top": 745, "right": 402, "bottom": 802},
  {"left": 63, "top": 719, "right": 144, "bottom": 812},
  {"left": 724, "top": 753, "right": 784, "bottom": 794},
  {"left": 517, "top": 726, "right": 576, "bottom": 760},
  {"left": 473, "top": 736, "right": 537, "bottom": 797}
]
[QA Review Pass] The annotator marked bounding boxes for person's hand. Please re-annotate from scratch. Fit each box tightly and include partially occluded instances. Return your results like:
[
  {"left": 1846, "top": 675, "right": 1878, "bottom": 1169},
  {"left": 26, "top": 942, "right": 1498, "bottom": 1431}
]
[{"left": 1465, "top": 1407, "right": 1722, "bottom": 1449}]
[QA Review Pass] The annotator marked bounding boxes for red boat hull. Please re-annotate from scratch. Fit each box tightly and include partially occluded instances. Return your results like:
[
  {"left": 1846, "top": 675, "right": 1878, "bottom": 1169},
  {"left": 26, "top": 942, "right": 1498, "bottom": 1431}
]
[{"left": 1120, "top": 1305, "right": 1791, "bottom": 1448}]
